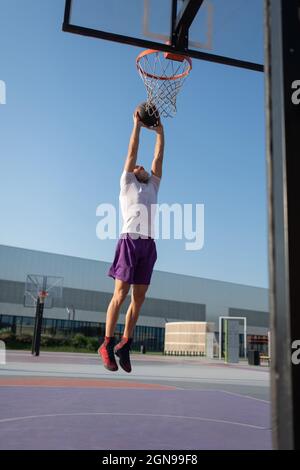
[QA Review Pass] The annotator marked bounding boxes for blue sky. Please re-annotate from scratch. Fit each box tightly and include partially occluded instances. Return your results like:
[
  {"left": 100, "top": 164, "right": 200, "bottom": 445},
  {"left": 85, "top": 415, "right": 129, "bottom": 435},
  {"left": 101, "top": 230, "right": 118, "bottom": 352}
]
[{"left": 0, "top": 0, "right": 268, "bottom": 288}]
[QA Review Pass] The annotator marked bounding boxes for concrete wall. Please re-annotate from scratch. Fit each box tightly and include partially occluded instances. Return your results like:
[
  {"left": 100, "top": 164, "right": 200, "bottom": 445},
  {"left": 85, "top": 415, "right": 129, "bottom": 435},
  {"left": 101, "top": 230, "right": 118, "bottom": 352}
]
[{"left": 164, "top": 321, "right": 216, "bottom": 355}]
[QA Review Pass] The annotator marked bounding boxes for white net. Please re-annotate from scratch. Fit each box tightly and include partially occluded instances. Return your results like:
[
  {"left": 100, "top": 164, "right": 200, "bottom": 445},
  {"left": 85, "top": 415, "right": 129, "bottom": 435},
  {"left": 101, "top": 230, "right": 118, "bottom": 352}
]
[{"left": 137, "top": 51, "right": 192, "bottom": 118}]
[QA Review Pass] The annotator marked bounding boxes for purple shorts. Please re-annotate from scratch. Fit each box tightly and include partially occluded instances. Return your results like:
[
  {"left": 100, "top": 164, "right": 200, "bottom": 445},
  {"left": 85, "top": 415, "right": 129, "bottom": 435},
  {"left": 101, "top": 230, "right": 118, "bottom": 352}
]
[{"left": 108, "top": 233, "right": 157, "bottom": 285}]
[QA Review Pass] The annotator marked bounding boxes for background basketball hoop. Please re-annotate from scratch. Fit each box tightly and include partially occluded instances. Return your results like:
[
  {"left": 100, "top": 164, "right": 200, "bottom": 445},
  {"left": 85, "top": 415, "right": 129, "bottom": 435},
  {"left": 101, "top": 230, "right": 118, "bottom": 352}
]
[{"left": 24, "top": 274, "right": 63, "bottom": 356}]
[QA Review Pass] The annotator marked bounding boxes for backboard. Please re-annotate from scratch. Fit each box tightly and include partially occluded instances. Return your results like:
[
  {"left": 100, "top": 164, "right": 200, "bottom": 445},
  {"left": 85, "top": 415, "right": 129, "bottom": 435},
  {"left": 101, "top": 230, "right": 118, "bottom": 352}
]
[
  {"left": 24, "top": 274, "right": 64, "bottom": 309},
  {"left": 63, "top": 0, "right": 264, "bottom": 72}
]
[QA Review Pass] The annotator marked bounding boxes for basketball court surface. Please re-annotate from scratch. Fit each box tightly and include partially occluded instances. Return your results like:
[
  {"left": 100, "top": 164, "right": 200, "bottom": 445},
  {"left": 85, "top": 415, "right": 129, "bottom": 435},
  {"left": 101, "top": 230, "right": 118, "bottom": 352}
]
[{"left": 0, "top": 351, "right": 271, "bottom": 450}]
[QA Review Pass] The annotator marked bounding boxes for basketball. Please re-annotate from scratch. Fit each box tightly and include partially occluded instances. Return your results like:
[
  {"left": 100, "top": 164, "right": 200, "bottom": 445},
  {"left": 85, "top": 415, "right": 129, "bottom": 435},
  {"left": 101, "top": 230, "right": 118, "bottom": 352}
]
[{"left": 136, "top": 102, "right": 160, "bottom": 128}]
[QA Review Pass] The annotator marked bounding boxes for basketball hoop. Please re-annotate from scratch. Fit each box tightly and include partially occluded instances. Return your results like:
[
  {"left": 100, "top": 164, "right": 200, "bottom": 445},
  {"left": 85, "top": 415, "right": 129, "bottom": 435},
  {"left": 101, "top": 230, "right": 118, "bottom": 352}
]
[
  {"left": 136, "top": 49, "right": 192, "bottom": 118},
  {"left": 38, "top": 290, "right": 48, "bottom": 302}
]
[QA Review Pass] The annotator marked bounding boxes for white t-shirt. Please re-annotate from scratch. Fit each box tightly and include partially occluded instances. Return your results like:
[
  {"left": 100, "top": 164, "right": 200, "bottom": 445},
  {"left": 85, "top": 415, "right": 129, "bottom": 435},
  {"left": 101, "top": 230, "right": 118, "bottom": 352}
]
[{"left": 119, "top": 170, "right": 160, "bottom": 238}]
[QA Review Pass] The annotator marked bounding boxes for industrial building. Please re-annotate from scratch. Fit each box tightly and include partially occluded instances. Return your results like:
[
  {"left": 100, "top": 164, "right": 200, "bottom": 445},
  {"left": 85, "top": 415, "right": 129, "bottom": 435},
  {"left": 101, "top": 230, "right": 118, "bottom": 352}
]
[{"left": 0, "top": 244, "right": 269, "bottom": 353}]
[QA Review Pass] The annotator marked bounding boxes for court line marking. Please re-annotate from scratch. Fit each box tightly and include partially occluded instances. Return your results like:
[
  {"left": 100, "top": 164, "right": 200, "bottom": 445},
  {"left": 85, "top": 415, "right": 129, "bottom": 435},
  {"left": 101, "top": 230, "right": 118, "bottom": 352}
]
[
  {"left": 173, "top": 388, "right": 271, "bottom": 403},
  {"left": 217, "top": 389, "right": 270, "bottom": 404},
  {"left": 0, "top": 412, "right": 270, "bottom": 430}
]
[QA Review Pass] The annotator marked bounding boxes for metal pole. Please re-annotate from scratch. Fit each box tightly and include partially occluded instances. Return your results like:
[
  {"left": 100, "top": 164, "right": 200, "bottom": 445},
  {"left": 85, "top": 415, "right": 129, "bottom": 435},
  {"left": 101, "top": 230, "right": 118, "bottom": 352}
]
[
  {"left": 224, "top": 319, "right": 228, "bottom": 363},
  {"left": 33, "top": 295, "right": 45, "bottom": 357},
  {"left": 265, "top": 0, "right": 300, "bottom": 449},
  {"left": 218, "top": 317, "right": 222, "bottom": 360},
  {"left": 32, "top": 277, "right": 47, "bottom": 356},
  {"left": 244, "top": 318, "right": 247, "bottom": 359},
  {"left": 31, "top": 297, "right": 40, "bottom": 355}
]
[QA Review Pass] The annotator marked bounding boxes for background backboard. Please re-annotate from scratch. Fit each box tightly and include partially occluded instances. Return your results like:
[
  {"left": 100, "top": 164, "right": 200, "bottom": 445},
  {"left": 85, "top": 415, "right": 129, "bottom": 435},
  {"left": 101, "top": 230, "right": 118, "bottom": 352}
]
[
  {"left": 63, "top": 0, "right": 264, "bottom": 71},
  {"left": 24, "top": 274, "right": 64, "bottom": 309}
]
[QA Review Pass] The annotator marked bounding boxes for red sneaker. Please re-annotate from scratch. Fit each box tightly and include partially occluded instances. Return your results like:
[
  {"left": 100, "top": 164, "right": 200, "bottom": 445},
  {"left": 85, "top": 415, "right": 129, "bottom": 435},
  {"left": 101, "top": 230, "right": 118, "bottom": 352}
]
[
  {"left": 98, "top": 337, "right": 118, "bottom": 372},
  {"left": 114, "top": 337, "right": 133, "bottom": 373}
]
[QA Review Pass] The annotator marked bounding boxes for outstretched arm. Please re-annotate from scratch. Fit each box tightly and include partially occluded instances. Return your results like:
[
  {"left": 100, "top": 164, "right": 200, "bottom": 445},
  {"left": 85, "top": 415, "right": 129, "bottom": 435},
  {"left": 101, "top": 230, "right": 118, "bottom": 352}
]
[
  {"left": 151, "top": 122, "right": 164, "bottom": 179},
  {"left": 124, "top": 112, "right": 142, "bottom": 172}
]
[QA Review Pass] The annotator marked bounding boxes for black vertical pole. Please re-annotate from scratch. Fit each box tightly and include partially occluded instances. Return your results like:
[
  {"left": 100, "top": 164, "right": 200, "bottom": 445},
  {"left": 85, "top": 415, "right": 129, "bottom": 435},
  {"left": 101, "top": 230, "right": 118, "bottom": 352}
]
[
  {"left": 34, "top": 297, "right": 45, "bottom": 357},
  {"left": 31, "top": 295, "right": 45, "bottom": 357},
  {"left": 63, "top": 0, "right": 72, "bottom": 25},
  {"left": 265, "top": 0, "right": 300, "bottom": 449},
  {"left": 170, "top": 0, "right": 178, "bottom": 47},
  {"left": 31, "top": 297, "right": 40, "bottom": 355},
  {"left": 11, "top": 316, "right": 16, "bottom": 335}
]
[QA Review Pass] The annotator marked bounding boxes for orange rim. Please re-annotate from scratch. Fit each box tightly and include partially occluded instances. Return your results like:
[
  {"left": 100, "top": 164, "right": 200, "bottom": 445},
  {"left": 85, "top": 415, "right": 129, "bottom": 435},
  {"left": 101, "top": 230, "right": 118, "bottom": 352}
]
[
  {"left": 136, "top": 49, "right": 192, "bottom": 81},
  {"left": 39, "top": 290, "right": 48, "bottom": 299}
]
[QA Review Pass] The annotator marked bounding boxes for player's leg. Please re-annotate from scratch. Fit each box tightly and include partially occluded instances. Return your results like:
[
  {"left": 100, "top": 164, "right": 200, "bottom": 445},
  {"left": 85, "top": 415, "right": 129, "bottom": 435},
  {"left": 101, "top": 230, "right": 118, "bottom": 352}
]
[
  {"left": 99, "top": 279, "right": 130, "bottom": 371},
  {"left": 114, "top": 285, "right": 149, "bottom": 373},
  {"left": 124, "top": 284, "right": 149, "bottom": 338},
  {"left": 106, "top": 279, "right": 131, "bottom": 337},
  {"left": 114, "top": 238, "right": 157, "bottom": 372}
]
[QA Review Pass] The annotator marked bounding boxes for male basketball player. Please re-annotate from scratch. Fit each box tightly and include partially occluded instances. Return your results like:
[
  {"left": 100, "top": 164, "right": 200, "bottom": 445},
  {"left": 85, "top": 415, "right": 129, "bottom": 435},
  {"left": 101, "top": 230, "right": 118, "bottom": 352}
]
[{"left": 99, "top": 109, "right": 164, "bottom": 373}]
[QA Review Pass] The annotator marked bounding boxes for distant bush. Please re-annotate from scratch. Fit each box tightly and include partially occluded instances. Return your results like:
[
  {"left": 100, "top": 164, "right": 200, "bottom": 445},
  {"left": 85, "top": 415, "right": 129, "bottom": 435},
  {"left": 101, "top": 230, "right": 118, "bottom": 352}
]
[
  {"left": 40, "top": 335, "right": 65, "bottom": 347},
  {"left": 70, "top": 334, "right": 89, "bottom": 349},
  {"left": 0, "top": 332, "right": 16, "bottom": 345},
  {"left": 0, "top": 331, "right": 100, "bottom": 352},
  {"left": 87, "top": 337, "right": 100, "bottom": 352},
  {"left": 15, "top": 335, "right": 32, "bottom": 345}
]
